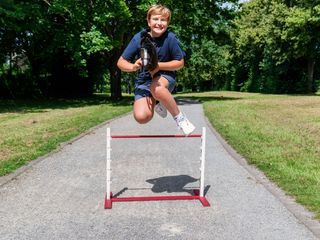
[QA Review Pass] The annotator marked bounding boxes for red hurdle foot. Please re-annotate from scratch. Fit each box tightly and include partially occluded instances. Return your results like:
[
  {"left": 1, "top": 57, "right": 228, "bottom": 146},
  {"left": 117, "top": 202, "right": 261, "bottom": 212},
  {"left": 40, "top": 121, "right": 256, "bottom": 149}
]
[
  {"left": 104, "top": 192, "right": 113, "bottom": 209},
  {"left": 193, "top": 189, "right": 210, "bottom": 207}
]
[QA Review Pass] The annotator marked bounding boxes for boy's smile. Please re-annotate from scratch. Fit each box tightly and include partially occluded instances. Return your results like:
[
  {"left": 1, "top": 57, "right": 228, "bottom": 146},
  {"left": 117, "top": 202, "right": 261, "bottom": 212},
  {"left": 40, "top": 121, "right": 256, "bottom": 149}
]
[{"left": 148, "top": 14, "right": 168, "bottom": 38}]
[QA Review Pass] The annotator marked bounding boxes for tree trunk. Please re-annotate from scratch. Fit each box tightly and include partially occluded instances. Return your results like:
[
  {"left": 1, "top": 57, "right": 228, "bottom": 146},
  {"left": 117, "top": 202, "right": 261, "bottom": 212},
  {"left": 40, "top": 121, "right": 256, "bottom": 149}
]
[
  {"left": 8, "top": 51, "right": 13, "bottom": 78},
  {"left": 86, "top": 54, "right": 99, "bottom": 95},
  {"left": 307, "top": 58, "right": 315, "bottom": 93},
  {"left": 108, "top": 52, "right": 122, "bottom": 100}
]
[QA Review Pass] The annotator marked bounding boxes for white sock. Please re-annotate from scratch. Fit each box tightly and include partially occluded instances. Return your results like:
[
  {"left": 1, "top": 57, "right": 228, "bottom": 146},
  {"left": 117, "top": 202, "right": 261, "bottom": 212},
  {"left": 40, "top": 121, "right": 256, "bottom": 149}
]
[{"left": 173, "top": 112, "right": 184, "bottom": 123}]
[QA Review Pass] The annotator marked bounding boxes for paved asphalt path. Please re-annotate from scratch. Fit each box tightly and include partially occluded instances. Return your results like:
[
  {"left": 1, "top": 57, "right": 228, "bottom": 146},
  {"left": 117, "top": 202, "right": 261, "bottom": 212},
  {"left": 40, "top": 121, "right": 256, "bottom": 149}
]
[{"left": 0, "top": 99, "right": 319, "bottom": 240}]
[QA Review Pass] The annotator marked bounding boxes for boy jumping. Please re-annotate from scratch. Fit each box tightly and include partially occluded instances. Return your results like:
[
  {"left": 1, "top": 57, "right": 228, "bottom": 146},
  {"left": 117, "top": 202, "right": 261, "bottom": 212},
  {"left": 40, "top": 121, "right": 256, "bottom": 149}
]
[{"left": 117, "top": 4, "right": 195, "bottom": 135}]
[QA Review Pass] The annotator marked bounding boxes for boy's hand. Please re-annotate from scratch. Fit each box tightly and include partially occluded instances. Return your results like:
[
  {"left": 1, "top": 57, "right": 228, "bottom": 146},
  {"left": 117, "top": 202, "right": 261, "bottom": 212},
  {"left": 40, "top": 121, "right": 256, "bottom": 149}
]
[{"left": 132, "top": 58, "right": 142, "bottom": 71}]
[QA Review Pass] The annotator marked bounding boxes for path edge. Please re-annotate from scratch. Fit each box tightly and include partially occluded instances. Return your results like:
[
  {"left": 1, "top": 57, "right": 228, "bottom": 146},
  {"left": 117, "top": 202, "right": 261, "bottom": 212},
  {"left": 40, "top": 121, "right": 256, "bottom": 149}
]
[
  {"left": 0, "top": 112, "right": 132, "bottom": 187},
  {"left": 204, "top": 116, "right": 320, "bottom": 239}
]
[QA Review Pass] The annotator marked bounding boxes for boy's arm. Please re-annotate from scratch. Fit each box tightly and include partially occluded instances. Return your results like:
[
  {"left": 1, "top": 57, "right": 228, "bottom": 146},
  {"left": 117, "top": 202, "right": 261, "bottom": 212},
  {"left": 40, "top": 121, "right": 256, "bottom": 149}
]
[
  {"left": 150, "top": 59, "right": 184, "bottom": 76},
  {"left": 117, "top": 56, "right": 142, "bottom": 72},
  {"left": 158, "top": 59, "right": 184, "bottom": 71}
]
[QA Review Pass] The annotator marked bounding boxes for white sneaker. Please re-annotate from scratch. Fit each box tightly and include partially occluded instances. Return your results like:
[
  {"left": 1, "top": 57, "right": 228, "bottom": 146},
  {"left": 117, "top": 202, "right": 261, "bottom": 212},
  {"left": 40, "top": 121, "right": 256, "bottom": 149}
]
[
  {"left": 155, "top": 102, "right": 167, "bottom": 118},
  {"left": 177, "top": 117, "right": 195, "bottom": 135}
]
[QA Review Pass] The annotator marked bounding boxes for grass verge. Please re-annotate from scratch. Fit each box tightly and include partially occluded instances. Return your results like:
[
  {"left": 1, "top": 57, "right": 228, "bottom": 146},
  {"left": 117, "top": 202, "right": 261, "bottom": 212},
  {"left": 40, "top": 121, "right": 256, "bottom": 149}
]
[
  {"left": 0, "top": 95, "right": 132, "bottom": 176},
  {"left": 178, "top": 91, "right": 320, "bottom": 219}
]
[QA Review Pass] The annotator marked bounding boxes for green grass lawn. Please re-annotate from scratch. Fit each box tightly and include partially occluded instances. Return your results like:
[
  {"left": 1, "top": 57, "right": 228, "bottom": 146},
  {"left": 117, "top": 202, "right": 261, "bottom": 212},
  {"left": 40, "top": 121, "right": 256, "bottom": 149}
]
[
  {"left": 0, "top": 95, "right": 132, "bottom": 176},
  {"left": 178, "top": 91, "right": 320, "bottom": 219}
]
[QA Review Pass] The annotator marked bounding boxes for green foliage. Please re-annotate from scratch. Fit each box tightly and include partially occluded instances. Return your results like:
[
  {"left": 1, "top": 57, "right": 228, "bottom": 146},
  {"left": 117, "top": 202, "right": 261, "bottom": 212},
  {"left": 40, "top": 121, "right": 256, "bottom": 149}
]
[
  {"left": 162, "top": 0, "right": 238, "bottom": 91},
  {"left": 80, "top": 26, "right": 113, "bottom": 55},
  {"left": 1, "top": 0, "right": 319, "bottom": 97},
  {"left": 0, "top": 0, "right": 141, "bottom": 98},
  {"left": 180, "top": 39, "right": 231, "bottom": 91},
  {"left": 230, "top": 0, "right": 320, "bottom": 93}
]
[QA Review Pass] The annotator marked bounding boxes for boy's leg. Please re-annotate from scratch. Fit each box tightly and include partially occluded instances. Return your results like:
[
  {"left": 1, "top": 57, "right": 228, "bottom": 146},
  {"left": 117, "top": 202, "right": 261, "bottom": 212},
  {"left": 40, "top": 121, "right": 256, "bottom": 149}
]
[
  {"left": 154, "top": 100, "right": 167, "bottom": 118},
  {"left": 151, "top": 76, "right": 195, "bottom": 135},
  {"left": 133, "top": 96, "right": 156, "bottom": 124},
  {"left": 150, "top": 76, "right": 179, "bottom": 117}
]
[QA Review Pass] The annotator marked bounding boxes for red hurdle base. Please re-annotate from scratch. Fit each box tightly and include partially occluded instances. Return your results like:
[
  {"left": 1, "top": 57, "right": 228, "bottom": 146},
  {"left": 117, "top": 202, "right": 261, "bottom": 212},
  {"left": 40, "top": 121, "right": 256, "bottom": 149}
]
[{"left": 104, "top": 189, "right": 210, "bottom": 209}]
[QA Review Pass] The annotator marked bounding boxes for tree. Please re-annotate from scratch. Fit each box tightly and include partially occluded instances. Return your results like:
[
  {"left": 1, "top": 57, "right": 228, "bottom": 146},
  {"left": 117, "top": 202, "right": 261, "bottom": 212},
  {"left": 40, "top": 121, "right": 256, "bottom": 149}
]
[
  {"left": 230, "top": 0, "right": 320, "bottom": 93},
  {"left": 0, "top": 0, "right": 152, "bottom": 98},
  {"left": 161, "top": 0, "right": 238, "bottom": 91}
]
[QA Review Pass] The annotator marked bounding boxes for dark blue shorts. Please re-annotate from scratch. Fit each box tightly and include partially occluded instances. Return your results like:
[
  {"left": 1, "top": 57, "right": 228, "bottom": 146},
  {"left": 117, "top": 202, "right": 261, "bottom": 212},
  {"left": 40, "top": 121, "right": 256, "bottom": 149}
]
[{"left": 134, "top": 74, "right": 176, "bottom": 101}]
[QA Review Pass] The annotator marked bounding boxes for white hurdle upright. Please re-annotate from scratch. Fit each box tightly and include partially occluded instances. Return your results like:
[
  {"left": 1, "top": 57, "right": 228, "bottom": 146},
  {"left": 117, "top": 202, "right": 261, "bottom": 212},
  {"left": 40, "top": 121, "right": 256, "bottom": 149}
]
[
  {"left": 106, "top": 127, "right": 111, "bottom": 204},
  {"left": 104, "top": 127, "right": 210, "bottom": 209},
  {"left": 200, "top": 127, "right": 206, "bottom": 198}
]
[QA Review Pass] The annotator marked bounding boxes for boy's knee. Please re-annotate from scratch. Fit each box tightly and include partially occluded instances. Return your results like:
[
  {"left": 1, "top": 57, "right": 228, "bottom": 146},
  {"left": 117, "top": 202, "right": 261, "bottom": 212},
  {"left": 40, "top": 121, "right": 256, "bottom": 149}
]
[
  {"left": 134, "top": 112, "right": 153, "bottom": 124},
  {"left": 151, "top": 85, "right": 166, "bottom": 100}
]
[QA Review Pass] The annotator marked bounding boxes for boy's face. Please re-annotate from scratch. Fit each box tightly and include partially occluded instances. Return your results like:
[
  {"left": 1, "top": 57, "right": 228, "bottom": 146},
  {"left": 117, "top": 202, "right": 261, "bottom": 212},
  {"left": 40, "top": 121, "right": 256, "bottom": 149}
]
[{"left": 147, "top": 14, "right": 169, "bottom": 37}]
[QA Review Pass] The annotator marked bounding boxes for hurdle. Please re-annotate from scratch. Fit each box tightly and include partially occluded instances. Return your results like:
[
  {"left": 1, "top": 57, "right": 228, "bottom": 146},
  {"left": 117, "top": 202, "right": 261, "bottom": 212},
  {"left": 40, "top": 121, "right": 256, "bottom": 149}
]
[{"left": 104, "top": 127, "right": 210, "bottom": 209}]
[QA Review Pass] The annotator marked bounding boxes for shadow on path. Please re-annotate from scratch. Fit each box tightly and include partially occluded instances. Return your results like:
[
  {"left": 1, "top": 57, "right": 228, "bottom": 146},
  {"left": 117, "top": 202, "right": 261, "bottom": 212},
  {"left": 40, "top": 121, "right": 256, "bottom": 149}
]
[
  {"left": 113, "top": 175, "right": 210, "bottom": 197},
  {"left": 146, "top": 175, "right": 198, "bottom": 194}
]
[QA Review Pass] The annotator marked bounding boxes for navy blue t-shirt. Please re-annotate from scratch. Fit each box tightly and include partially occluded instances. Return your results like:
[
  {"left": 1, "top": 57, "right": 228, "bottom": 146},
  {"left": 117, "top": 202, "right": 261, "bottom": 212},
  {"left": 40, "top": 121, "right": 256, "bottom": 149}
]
[{"left": 121, "top": 29, "right": 185, "bottom": 89}]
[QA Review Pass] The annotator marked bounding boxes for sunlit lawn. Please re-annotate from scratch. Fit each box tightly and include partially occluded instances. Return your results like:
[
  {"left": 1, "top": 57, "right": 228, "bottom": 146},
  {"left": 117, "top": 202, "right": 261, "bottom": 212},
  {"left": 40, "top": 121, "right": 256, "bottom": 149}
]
[
  {"left": 178, "top": 91, "right": 320, "bottom": 219},
  {"left": 0, "top": 95, "right": 132, "bottom": 176}
]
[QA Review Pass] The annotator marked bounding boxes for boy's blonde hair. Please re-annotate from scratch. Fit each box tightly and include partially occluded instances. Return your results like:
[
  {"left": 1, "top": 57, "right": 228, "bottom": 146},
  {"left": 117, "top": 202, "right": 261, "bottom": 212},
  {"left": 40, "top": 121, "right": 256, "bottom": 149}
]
[{"left": 147, "top": 4, "right": 171, "bottom": 23}]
